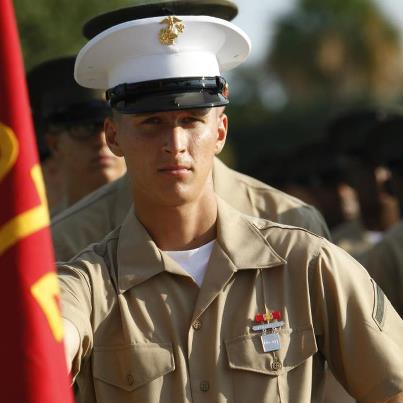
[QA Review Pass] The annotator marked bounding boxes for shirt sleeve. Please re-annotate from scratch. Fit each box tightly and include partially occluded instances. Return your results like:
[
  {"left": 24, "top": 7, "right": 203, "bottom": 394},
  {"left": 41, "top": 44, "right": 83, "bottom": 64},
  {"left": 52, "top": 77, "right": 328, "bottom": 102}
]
[
  {"left": 58, "top": 263, "right": 93, "bottom": 379},
  {"left": 311, "top": 240, "right": 403, "bottom": 403}
]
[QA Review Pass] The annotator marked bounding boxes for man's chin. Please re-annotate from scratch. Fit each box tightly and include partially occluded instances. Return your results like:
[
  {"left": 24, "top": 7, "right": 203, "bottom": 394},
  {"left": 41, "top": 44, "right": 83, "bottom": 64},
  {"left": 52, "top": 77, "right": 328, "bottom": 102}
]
[{"left": 155, "top": 187, "right": 199, "bottom": 208}]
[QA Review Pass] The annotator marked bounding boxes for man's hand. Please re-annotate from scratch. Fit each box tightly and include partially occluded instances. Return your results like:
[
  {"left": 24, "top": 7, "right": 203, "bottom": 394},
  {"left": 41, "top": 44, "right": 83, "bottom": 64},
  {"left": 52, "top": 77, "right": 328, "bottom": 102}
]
[{"left": 63, "top": 318, "right": 80, "bottom": 373}]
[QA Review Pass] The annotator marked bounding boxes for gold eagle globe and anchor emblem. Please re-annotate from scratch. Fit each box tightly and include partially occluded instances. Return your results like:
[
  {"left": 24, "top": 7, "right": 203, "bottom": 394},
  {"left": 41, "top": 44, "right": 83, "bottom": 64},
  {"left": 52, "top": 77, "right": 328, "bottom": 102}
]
[{"left": 159, "top": 16, "right": 185, "bottom": 45}]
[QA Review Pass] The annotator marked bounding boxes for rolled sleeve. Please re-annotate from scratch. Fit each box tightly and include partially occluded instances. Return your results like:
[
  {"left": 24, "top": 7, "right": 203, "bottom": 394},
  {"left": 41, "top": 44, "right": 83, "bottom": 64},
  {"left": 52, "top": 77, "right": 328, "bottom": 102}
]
[{"left": 312, "top": 241, "right": 403, "bottom": 402}]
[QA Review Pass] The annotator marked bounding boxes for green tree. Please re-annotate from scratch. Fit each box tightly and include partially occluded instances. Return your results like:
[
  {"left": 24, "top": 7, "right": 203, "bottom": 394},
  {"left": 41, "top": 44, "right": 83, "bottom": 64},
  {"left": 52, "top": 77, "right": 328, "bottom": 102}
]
[
  {"left": 268, "top": 0, "right": 402, "bottom": 104},
  {"left": 15, "top": 0, "right": 133, "bottom": 70}
]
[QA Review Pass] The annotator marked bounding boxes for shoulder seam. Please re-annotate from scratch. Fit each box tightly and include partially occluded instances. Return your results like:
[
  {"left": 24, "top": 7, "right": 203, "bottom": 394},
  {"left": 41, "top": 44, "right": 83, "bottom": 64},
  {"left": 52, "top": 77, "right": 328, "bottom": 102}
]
[
  {"left": 235, "top": 175, "right": 313, "bottom": 208},
  {"left": 258, "top": 223, "right": 325, "bottom": 239},
  {"left": 63, "top": 231, "right": 120, "bottom": 262},
  {"left": 52, "top": 185, "right": 118, "bottom": 226}
]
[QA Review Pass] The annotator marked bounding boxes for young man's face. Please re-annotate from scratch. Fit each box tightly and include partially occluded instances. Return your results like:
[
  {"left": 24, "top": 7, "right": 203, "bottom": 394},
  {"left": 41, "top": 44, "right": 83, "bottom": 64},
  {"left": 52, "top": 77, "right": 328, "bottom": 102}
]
[
  {"left": 105, "top": 108, "right": 227, "bottom": 208},
  {"left": 47, "top": 123, "right": 126, "bottom": 187}
]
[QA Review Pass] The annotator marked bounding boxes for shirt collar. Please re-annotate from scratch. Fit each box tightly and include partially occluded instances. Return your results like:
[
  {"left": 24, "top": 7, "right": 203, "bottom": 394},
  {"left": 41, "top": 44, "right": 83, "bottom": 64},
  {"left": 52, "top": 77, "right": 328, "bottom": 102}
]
[
  {"left": 215, "top": 196, "right": 286, "bottom": 270},
  {"left": 116, "top": 198, "right": 286, "bottom": 293}
]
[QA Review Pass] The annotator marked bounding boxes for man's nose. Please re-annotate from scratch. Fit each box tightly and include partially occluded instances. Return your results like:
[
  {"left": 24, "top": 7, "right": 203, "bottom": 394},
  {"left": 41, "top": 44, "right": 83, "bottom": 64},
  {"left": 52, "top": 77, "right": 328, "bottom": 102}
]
[
  {"left": 162, "top": 126, "right": 187, "bottom": 155},
  {"left": 91, "top": 129, "right": 108, "bottom": 147}
]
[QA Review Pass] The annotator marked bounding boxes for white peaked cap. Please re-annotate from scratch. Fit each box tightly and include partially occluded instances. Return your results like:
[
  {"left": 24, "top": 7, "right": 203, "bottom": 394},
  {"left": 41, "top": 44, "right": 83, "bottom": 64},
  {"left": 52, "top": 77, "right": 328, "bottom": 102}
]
[{"left": 75, "top": 15, "right": 251, "bottom": 90}]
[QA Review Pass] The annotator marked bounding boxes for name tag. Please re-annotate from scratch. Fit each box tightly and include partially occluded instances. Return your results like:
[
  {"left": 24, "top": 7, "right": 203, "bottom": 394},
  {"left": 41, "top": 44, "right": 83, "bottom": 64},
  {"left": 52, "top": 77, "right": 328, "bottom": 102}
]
[{"left": 261, "top": 332, "right": 280, "bottom": 353}]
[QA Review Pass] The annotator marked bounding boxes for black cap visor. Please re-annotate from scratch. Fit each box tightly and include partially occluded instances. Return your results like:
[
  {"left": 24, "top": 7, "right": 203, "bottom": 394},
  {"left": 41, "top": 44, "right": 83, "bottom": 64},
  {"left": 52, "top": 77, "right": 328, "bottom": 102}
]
[
  {"left": 113, "top": 91, "right": 228, "bottom": 114},
  {"left": 107, "top": 76, "right": 229, "bottom": 114}
]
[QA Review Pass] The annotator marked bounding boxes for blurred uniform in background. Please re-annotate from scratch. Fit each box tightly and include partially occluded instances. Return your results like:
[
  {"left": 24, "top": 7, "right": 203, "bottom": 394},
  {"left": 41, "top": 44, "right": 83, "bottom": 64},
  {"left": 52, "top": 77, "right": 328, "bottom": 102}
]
[
  {"left": 249, "top": 110, "right": 402, "bottom": 403},
  {"left": 28, "top": 56, "right": 126, "bottom": 215},
  {"left": 277, "top": 142, "right": 359, "bottom": 231},
  {"left": 362, "top": 115, "right": 403, "bottom": 318},
  {"left": 250, "top": 138, "right": 364, "bottom": 241},
  {"left": 326, "top": 108, "right": 400, "bottom": 261},
  {"left": 259, "top": 108, "right": 401, "bottom": 292}
]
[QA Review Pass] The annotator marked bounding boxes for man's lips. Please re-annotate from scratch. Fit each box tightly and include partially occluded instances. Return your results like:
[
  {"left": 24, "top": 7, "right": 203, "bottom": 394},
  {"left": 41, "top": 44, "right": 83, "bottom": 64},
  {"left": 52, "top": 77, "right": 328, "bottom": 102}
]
[
  {"left": 90, "top": 154, "right": 115, "bottom": 165},
  {"left": 158, "top": 165, "right": 192, "bottom": 175}
]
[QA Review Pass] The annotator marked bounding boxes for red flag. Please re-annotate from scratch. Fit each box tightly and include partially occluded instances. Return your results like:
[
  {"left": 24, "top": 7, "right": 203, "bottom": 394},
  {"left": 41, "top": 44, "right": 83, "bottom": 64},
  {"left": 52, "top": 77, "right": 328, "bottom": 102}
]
[{"left": 0, "top": 1, "right": 74, "bottom": 401}]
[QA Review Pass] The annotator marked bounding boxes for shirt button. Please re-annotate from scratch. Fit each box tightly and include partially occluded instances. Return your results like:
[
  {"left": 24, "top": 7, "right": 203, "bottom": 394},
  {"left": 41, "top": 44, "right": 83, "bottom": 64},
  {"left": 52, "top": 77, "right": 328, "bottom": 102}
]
[
  {"left": 192, "top": 319, "right": 202, "bottom": 330},
  {"left": 127, "top": 373, "right": 134, "bottom": 385},
  {"left": 200, "top": 380, "right": 210, "bottom": 392},
  {"left": 271, "top": 360, "right": 282, "bottom": 371}
]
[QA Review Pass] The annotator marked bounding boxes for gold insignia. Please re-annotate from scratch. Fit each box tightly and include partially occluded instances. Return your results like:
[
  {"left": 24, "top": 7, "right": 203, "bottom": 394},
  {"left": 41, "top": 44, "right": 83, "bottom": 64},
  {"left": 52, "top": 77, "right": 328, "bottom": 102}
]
[{"left": 159, "top": 16, "right": 185, "bottom": 45}]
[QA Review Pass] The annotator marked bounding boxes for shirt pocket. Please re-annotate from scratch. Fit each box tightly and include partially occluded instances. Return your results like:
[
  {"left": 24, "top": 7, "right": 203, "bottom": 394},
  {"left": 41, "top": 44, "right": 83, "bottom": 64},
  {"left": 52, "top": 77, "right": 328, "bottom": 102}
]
[
  {"left": 225, "top": 328, "right": 317, "bottom": 402},
  {"left": 92, "top": 342, "right": 175, "bottom": 400}
]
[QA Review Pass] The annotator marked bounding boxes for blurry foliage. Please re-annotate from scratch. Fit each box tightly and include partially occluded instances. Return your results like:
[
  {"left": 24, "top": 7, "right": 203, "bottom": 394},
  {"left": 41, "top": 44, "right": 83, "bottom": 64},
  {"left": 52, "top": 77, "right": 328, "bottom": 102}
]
[
  {"left": 14, "top": 0, "right": 133, "bottom": 70},
  {"left": 226, "top": 0, "right": 403, "bottom": 171},
  {"left": 268, "top": 0, "right": 403, "bottom": 103}
]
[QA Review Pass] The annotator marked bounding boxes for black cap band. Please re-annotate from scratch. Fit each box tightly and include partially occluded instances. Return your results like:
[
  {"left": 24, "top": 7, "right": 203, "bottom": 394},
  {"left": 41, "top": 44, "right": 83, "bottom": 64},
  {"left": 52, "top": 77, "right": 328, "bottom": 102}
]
[
  {"left": 106, "top": 76, "right": 229, "bottom": 114},
  {"left": 46, "top": 100, "right": 111, "bottom": 125}
]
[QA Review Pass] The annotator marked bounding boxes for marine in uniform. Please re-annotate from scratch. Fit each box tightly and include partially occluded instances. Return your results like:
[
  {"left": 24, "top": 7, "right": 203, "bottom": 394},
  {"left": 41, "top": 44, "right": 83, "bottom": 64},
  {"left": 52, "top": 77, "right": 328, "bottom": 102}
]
[
  {"left": 51, "top": 0, "right": 330, "bottom": 262},
  {"left": 59, "top": 4, "right": 403, "bottom": 403},
  {"left": 28, "top": 56, "right": 126, "bottom": 215}
]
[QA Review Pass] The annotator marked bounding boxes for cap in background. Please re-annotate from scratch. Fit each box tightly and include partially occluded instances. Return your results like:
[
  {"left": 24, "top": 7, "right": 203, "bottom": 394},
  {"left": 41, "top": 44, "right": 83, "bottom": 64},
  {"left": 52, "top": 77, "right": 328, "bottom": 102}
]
[
  {"left": 366, "top": 115, "right": 403, "bottom": 167},
  {"left": 326, "top": 108, "right": 392, "bottom": 159},
  {"left": 28, "top": 56, "right": 111, "bottom": 160},
  {"left": 28, "top": 56, "right": 111, "bottom": 126},
  {"left": 83, "top": 0, "right": 239, "bottom": 39}
]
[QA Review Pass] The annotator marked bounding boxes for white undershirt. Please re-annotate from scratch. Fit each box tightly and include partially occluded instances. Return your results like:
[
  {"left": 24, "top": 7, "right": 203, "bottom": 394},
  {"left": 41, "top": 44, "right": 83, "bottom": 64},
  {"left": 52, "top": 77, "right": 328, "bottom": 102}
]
[{"left": 165, "top": 239, "right": 216, "bottom": 287}]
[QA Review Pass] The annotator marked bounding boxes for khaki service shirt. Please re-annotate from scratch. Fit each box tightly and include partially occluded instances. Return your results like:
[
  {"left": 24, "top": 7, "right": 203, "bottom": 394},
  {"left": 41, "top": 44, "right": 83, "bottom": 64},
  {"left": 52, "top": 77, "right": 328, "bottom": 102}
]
[
  {"left": 362, "top": 221, "right": 403, "bottom": 318},
  {"left": 52, "top": 158, "right": 330, "bottom": 261},
  {"left": 59, "top": 199, "right": 403, "bottom": 403}
]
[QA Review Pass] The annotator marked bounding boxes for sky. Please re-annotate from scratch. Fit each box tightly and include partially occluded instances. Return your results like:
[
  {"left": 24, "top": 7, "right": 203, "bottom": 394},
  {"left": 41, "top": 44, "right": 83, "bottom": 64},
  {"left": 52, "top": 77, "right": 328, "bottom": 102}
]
[{"left": 232, "top": 0, "right": 403, "bottom": 65}]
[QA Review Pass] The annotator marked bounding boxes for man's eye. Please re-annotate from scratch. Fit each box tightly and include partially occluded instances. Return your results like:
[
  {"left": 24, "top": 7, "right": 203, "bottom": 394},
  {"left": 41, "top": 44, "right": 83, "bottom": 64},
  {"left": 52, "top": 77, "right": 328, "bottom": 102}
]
[
  {"left": 182, "top": 117, "right": 201, "bottom": 124},
  {"left": 142, "top": 117, "right": 161, "bottom": 124}
]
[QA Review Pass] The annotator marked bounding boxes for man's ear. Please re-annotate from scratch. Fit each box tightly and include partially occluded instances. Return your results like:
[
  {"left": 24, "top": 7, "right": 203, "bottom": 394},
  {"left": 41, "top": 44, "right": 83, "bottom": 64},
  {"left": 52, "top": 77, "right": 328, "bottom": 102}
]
[
  {"left": 104, "top": 117, "right": 124, "bottom": 157},
  {"left": 215, "top": 112, "right": 228, "bottom": 155}
]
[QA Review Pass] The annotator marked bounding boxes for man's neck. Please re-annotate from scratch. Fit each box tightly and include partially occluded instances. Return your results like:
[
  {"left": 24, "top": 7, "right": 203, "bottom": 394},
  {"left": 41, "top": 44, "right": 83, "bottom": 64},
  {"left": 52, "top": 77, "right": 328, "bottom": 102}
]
[{"left": 134, "top": 188, "right": 218, "bottom": 251}]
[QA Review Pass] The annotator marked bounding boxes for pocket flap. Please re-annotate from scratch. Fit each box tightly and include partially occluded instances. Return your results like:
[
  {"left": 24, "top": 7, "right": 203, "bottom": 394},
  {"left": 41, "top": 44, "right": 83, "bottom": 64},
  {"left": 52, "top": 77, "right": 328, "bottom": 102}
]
[
  {"left": 225, "top": 328, "right": 317, "bottom": 376},
  {"left": 93, "top": 342, "right": 175, "bottom": 391}
]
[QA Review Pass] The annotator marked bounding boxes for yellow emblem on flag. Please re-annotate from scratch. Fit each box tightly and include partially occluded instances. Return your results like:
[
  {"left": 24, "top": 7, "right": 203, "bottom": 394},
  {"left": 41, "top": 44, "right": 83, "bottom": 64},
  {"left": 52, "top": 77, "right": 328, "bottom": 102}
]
[
  {"left": 0, "top": 123, "right": 50, "bottom": 255},
  {"left": 0, "top": 122, "right": 19, "bottom": 182}
]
